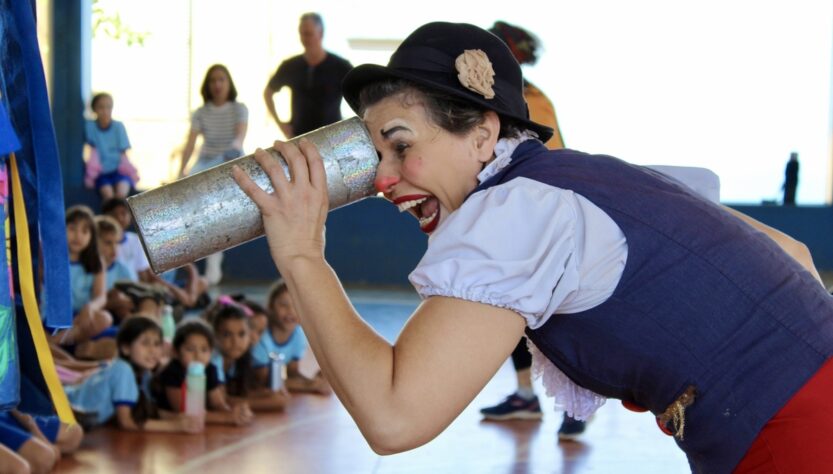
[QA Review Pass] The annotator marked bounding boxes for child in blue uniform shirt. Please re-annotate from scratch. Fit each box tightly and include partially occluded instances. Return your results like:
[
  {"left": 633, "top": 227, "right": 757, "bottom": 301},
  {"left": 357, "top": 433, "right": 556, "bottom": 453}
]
[
  {"left": 83, "top": 92, "right": 138, "bottom": 200},
  {"left": 208, "top": 297, "right": 289, "bottom": 411},
  {"left": 252, "top": 279, "right": 330, "bottom": 395},
  {"left": 51, "top": 206, "right": 114, "bottom": 361},
  {"left": 0, "top": 409, "right": 83, "bottom": 473},
  {"left": 64, "top": 316, "right": 202, "bottom": 433},
  {"left": 96, "top": 215, "right": 137, "bottom": 289}
]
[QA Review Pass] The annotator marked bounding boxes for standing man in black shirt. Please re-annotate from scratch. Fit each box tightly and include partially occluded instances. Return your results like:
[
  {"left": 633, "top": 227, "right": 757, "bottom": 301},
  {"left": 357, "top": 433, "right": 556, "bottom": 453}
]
[{"left": 263, "top": 13, "right": 353, "bottom": 138}]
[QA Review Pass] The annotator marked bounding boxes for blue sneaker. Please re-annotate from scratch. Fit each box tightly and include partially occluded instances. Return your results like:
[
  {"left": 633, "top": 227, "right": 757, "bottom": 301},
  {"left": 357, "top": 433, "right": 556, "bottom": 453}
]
[
  {"left": 480, "top": 393, "right": 543, "bottom": 421},
  {"left": 557, "top": 413, "right": 587, "bottom": 441}
]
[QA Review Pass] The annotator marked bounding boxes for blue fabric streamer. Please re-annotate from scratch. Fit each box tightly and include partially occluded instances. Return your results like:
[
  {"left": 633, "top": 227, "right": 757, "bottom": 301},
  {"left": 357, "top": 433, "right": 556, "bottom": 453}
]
[{"left": 2, "top": 0, "right": 71, "bottom": 328}]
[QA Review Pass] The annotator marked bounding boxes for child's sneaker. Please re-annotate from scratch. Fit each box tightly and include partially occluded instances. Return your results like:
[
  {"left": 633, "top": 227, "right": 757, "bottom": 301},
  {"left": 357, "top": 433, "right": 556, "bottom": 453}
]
[
  {"left": 557, "top": 413, "right": 587, "bottom": 441},
  {"left": 480, "top": 393, "right": 543, "bottom": 421}
]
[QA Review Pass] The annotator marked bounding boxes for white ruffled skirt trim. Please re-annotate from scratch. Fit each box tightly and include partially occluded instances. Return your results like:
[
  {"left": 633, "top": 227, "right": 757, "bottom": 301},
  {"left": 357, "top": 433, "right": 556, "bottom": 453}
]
[{"left": 527, "top": 339, "right": 607, "bottom": 421}]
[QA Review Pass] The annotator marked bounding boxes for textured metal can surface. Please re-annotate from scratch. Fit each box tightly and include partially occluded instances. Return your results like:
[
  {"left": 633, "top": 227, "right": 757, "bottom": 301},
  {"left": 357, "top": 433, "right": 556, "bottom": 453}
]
[{"left": 127, "top": 117, "right": 378, "bottom": 273}]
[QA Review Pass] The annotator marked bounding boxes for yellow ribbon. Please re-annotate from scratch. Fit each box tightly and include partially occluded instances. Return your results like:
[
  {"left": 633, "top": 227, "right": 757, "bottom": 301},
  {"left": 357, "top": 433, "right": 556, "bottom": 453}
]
[{"left": 9, "top": 153, "right": 76, "bottom": 424}]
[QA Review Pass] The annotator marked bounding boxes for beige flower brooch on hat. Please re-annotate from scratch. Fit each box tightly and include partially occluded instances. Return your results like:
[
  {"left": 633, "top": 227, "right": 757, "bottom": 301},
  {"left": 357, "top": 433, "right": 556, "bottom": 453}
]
[{"left": 455, "top": 50, "right": 495, "bottom": 99}]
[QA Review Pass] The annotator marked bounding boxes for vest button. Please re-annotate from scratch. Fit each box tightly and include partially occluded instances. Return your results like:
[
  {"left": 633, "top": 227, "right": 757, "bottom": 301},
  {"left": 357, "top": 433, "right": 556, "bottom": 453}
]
[
  {"left": 621, "top": 400, "right": 649, "bottom": 412},
  {"left": 656, "top": 417, "right": 674, "bottom": 436}
]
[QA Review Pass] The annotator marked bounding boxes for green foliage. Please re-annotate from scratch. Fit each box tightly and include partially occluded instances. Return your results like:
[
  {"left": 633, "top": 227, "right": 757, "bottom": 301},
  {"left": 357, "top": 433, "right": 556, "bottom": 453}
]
[{"left": 92, "top": 0, "right": 149, "bottom": 47}]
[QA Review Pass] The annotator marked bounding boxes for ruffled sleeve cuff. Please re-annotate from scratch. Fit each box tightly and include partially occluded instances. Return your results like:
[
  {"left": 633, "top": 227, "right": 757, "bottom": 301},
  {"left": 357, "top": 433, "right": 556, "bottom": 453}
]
[{"left": 409, "top": 178, "right": 582, "bottom": 329}]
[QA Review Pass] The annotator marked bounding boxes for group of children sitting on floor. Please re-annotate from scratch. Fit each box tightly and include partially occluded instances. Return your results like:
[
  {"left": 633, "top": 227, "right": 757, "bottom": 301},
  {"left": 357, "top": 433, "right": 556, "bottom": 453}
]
[
  {"left": 63, "top": 281, "right": 329, "bottom": 434},
  {"left": 0, "top": 198, "right": 329, "bottom": 473}
]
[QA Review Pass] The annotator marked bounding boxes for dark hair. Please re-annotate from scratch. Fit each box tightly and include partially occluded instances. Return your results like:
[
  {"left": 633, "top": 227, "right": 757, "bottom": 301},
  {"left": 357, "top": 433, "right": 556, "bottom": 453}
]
[
  {"left": 200, "top": 64, "right": 238, "bottom": 104},
  {"left": 358, "top": 79, "right": 524, "bottom": 139},
  {"left": 66, "top": 205, "right": 102, "bottom": 274},
  {"left": 211, "top": 304, "right": 257, "bottom": 396},
  {"left": 172, "top": 319, "right": 215, "bottom": 353},
  {"left": 488, "top": 21, "right": 541, "bottom": 65},
  {"left": 230, "top": 294, "right": 267, "bottom": 317},
  {"left": 203, "top": 296, "right": 250, "bottom": 325},
  {"left": 95, "top": 214, "right": 122, "bottom": 240},
  {"left": 116, "top": 316, "right": 163, "bottom": 425},
  {"left": 300, "top": 12, "right": 323, "bottom": 34},
  {"left": 266, "top": 278, "right": 289, "bottom": 311},
  {"left": 116, "top": 315, "right": 163, "bottom": 359},
  {"left": 91, "top": 92, "right": 112, "bottom": 110},
  {"left": 101, "top": 197, "right": 130, "bottom": 215}
]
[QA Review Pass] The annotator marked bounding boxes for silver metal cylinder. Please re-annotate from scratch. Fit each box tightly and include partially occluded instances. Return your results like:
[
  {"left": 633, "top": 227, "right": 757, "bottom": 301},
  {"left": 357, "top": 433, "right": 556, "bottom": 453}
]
[{"left": 127, "top": 117, "right": 378, "bottom": 274}]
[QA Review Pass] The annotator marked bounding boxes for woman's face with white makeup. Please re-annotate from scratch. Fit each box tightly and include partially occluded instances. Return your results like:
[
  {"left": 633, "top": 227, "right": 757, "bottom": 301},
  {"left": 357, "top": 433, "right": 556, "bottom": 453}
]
[{"left": 365, "top": 91, "right": 497, "bottom": 234}]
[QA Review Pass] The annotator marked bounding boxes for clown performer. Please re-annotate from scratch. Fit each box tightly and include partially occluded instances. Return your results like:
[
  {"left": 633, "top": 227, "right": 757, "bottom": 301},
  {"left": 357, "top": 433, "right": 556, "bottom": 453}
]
[{"left": 233, "top": 22, "right": 833, "bottom": 474}]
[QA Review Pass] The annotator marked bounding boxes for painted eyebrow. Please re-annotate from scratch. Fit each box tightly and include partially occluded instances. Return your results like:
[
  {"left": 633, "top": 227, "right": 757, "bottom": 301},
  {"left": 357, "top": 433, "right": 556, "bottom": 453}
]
[{"left": 380, "top": 125, "right": 410, "bottom": 139}]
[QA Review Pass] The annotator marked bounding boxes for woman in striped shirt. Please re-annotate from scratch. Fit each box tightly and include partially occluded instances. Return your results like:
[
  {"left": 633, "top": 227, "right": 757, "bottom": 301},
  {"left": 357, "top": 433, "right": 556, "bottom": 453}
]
[
  {"left": 179, "top": 64, "right": 248, "bottom": 284},
  {"left": 178, "top": 64, "right": 248, "bottom": 178}
]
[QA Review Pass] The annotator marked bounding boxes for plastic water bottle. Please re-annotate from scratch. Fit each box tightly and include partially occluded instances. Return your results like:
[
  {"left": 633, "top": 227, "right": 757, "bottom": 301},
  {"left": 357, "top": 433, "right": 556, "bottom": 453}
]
[
  {"left": 161, "top": 305, "right": 176, "bottom": 343},
  {"left": 184, "top": 362, "right": 206, "bottom": 416},
  {"left": 269, "top": 352, "right": 286, "bottom": 391}
]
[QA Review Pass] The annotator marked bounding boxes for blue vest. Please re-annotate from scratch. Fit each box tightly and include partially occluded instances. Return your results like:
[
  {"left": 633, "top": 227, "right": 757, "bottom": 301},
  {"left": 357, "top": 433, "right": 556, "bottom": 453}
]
[{"left": 474, "top": 141, "right": 833, "bottom": 473}]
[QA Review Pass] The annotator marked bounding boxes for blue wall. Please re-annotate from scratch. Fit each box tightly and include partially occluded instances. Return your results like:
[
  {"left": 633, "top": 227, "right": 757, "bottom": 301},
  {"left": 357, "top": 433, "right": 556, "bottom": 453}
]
[
  {"left": 61, "top": 182, "right": 833, "bottom": 286},
  {"left": 730, "top": 205, "right": 833, "bottom": 272},
  {"left": 217, "top": 201, "right": 833, "bottom": 286},
  {"left": 223, "top": 197, "right": 427, "bottom": 286}
]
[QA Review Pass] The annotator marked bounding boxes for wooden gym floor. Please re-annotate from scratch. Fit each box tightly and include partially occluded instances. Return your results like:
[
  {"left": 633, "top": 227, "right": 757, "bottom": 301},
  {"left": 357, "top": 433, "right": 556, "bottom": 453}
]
[{"left": 53, "top": 284, "right": 701, "bottom": 473}]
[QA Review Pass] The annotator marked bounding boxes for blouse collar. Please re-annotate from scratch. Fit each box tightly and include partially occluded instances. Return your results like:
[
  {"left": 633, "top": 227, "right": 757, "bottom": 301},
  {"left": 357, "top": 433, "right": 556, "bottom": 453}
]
[{"left": 477, "top": 132, "right": 539, "bottom": 184}]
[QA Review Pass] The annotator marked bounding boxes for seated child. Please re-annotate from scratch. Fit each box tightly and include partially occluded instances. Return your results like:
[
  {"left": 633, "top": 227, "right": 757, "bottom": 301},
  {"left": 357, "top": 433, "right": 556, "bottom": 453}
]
[
  {"left": 96, "top": 215, "right": 137, "bottom": 287},
  {"left": 102, "top": 197, "right": 210, "bottom": 312},
  {"left": 101, "top": 197, "right": 150, "bottom": 281},
  {"left": 95, "top": 215, "right": 161, "bottom": 323},
  {"left": 207, "top": 298, "right": 289, "bottom": 412},
  {"left": 64, "top": 316, "right": 202, "bottom": 433},
  {"left": 252, "top": 279, "right": 331, "bottom": 395},
  {"left": 0, "top": 409, "right": 83, "bottom": 474},
  {"left": 150, "top": 264, "right": 211, "bottom": 311},
  {"left": 50, "top": 342, "right": 105, "bottom": 386},
  {"left": 153, "top": 319, "right": 253, "bottom": 426},
  {"left": 83, "top": 92, "right": 138, "bottom": 200},
  {"left": 52, "top": 206, "right": 113, "bottom": 359},
  {"left": 230, "top": 294, "right": 268, "bottom": 348},
  {"left": 0, "top": 443, "right": 30, "bottom": 474}
]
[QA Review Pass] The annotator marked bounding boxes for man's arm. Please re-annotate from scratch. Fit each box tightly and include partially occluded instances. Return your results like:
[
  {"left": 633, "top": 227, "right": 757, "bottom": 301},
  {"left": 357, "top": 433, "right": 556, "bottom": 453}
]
[
  {"left": 263, "top": 82, "right": 294, "bottom": 139},
  {"left": 263, "top": 83, "right": 281, "bottom": 126}
]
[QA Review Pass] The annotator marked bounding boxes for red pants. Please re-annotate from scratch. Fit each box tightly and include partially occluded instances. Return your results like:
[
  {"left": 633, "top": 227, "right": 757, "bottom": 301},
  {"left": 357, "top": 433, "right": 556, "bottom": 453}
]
[{"left": 734, "top": 356, "right": 833, "bottom": 473}]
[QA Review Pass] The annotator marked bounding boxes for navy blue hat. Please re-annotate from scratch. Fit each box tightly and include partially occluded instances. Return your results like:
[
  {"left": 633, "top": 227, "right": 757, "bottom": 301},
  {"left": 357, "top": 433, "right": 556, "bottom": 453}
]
[{"left": 342, "top": 22, "right": 554, "bottom": 142}]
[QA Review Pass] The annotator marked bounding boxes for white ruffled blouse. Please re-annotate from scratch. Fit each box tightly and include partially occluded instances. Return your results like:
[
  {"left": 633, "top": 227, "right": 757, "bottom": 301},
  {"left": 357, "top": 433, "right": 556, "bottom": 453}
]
[{"left": 409, "top": 135, "right": 628, "bottom": 420}]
